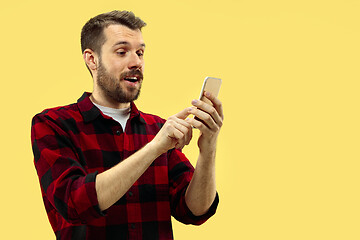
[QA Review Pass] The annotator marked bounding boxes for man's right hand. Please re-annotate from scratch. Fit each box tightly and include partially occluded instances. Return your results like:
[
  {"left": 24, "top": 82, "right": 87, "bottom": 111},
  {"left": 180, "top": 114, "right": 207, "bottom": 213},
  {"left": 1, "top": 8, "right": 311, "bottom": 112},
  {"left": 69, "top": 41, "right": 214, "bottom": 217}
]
[{"left": 151, "top": 108, "right": 193, "bottom": 154}]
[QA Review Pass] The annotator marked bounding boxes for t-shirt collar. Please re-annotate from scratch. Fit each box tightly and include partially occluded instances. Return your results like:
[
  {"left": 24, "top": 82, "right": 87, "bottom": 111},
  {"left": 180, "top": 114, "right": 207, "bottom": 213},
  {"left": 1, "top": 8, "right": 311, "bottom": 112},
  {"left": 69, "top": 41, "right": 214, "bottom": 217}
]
[{"left": 77, "top": 92, "right": 145, "bottom": 124}]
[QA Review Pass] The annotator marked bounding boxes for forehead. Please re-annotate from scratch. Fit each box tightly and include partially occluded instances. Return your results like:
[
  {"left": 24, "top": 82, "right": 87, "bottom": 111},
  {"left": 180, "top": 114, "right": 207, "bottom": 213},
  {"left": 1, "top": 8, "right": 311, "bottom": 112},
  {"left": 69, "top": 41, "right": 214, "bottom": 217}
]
[{"left": 102, "top": 24, "right": 144, "bottom": 47}]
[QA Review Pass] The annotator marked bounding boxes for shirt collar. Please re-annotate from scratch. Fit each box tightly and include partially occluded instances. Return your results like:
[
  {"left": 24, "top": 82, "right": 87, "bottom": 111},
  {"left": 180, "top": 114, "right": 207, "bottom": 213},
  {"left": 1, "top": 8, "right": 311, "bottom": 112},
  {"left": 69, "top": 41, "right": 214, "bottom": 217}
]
[{"left": 77, "top": 92, "right": 146, "bottom": 124}]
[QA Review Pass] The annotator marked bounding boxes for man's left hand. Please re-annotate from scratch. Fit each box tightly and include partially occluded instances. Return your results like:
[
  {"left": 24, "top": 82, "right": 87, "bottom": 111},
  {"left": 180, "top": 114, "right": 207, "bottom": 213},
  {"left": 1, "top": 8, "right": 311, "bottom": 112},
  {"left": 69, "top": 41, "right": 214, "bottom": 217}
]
[{"left": 187, "top": 91, "right": 224, "bottom": 153}]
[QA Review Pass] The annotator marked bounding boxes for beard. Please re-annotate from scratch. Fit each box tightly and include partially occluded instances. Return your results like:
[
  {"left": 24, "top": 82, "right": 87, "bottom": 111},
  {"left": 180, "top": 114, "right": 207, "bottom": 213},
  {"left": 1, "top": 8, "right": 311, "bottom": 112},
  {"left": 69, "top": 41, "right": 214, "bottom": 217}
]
[{"left": 96, "top": 58, "right": 143, "bottom": 103}]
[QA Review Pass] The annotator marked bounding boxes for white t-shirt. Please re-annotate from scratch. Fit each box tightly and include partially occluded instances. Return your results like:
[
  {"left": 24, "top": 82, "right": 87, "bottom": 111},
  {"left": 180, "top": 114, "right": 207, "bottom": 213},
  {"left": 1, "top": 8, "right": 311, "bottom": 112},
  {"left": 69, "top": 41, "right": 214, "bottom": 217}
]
[{"left": 92, "top": 102, "right": 131, "bottom": 131}]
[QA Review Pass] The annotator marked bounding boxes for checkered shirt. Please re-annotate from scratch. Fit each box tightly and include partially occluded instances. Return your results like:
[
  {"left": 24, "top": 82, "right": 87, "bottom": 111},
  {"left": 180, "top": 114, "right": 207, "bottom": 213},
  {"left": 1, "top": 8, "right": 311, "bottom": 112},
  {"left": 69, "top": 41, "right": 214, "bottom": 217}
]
[{"left": 31, "top": 92, "right": 219, "bottom": 239}]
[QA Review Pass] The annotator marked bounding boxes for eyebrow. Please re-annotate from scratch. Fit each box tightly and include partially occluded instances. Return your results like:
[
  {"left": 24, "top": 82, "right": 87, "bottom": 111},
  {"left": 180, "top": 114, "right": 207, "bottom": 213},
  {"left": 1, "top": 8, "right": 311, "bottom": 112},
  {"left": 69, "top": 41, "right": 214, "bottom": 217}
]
[{"left": 113, "top": 41, "right": 146, "bottom": 48}]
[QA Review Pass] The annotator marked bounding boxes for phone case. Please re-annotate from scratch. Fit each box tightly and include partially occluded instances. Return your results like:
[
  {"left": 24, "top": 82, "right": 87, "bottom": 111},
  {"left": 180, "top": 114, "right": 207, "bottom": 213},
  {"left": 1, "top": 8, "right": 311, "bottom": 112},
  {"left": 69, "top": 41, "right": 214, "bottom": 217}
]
[{"left": 199, "top": 77, "right": 222, "bottom": 105}]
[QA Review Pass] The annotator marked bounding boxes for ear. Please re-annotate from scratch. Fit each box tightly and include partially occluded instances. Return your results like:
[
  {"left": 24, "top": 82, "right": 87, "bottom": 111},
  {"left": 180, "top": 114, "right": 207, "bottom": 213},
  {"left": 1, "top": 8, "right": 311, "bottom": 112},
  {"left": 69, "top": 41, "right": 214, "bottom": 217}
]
[{"left": 83, "top": 49, "right": 98, "bottom": 73}]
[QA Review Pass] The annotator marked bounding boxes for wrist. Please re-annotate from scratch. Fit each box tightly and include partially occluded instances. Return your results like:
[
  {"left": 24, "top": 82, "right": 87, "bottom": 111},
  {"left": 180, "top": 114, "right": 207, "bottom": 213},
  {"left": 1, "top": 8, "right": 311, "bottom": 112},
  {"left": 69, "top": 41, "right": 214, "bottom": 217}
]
[
  {"left": 199, "top": 148, "right": 216, "bottom": 160},
  {"left": 198, "top": 138, "right": 217, "bottom": 154},
  {"left": 146, "top": 140, "right": 166, "bottom": 157}
]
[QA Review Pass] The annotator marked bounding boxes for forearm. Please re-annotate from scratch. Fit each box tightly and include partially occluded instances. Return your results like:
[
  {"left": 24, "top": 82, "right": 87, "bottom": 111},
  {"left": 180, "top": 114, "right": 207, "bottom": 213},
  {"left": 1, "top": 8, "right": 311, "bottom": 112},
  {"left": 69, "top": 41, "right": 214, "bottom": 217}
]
[
  {"left": 185, "top": 149, "right": 217, "bottom": 216},
  {"left": 184, "top": 92, "right": 223, "bottom": 216},
  {"left": 96, "top": 141, "right": 162, "bottom": 211},
  {"left": 96, "top": 108, "right": 193, "bottom": 211}
]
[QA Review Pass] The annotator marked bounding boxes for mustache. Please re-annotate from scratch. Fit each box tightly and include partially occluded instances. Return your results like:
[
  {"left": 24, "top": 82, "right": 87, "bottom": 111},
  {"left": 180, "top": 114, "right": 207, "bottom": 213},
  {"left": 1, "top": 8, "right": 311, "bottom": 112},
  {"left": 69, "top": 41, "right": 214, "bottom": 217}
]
[{"left": 120, "top": 69, "right": 143, "bottom": 80}]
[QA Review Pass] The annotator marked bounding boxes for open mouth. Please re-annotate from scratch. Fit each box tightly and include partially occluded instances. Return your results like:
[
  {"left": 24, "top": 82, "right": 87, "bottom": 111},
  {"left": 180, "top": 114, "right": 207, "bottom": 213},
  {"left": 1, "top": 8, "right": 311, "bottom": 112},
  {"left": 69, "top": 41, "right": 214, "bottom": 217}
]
[{"left": 124, "top": 76, "right": 139, "bottom": 83}]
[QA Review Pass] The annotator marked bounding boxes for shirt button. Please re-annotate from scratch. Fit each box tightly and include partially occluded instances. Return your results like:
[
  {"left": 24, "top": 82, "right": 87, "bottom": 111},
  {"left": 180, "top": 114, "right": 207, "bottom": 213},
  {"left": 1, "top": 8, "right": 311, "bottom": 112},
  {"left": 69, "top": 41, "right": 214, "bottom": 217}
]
[
  {"left": 131, "top": 223, "right": 136, "bottom": 229},
  {"left": 128, "top": 191, "right": 133, "bottom": 197},
  {"left": 116, "top": 130, "right": 121, "bottom": 135}
]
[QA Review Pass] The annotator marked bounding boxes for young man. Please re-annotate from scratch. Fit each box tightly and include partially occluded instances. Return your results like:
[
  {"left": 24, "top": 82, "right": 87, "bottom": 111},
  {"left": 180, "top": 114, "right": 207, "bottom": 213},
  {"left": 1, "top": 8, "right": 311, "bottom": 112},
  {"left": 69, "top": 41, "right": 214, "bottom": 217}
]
[{"left": 31, "top": 10, "right": 224, "bottom": 239}]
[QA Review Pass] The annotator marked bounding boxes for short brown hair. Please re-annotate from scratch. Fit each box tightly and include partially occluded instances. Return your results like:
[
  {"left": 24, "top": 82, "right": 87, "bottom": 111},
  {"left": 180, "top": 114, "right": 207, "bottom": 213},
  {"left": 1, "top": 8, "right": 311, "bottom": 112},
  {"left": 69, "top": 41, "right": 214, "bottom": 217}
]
[{"left": 81, "top": 10, "right": 146, "bottom": 55}]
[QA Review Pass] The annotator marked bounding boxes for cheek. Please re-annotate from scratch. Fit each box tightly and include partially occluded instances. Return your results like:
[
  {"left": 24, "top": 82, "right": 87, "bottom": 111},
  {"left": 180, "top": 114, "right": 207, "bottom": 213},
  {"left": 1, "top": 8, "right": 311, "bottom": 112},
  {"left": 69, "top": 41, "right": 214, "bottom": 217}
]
[
  {"left": 140, "top": 61, "right": 145, "bottom": 72},
  {"left": 104, "top": 58, "right": 127, "bottom": 75},
  {"left": 110, "top": 64, "right": 125, "bottom": 75}
]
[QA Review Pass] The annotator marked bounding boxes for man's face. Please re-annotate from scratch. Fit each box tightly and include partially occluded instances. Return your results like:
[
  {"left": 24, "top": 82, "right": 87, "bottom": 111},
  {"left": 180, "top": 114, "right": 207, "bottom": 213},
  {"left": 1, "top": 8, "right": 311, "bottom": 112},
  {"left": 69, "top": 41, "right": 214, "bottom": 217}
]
[{"left": 96, "top": 24, "right": 145, "bottom": 103}]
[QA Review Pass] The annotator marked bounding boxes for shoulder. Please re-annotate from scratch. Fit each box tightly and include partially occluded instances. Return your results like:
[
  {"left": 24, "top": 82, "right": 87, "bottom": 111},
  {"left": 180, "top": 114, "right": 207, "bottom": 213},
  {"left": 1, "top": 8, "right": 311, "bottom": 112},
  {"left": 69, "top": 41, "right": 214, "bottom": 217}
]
[
  {"left": 31, "top": 102, "right": 82, "bottom": 131},
  {"left": 33, "top": 103, "right": 80, "bottom": 121}
]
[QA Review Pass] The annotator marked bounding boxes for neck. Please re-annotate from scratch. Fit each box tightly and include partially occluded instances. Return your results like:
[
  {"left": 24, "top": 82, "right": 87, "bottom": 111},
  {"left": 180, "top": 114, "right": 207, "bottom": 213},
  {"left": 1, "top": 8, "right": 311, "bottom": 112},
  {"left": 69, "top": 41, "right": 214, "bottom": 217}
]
[{"left": 90, "top": 90, "right": 131, "bottom": 109}]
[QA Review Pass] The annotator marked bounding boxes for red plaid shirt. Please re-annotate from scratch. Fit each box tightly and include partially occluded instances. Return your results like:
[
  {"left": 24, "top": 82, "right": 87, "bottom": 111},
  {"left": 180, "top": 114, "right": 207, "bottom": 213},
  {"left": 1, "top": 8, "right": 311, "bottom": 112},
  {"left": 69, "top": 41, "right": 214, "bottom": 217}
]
[{"left": 31, "top": 92, "right": 218, "bottom": 239}]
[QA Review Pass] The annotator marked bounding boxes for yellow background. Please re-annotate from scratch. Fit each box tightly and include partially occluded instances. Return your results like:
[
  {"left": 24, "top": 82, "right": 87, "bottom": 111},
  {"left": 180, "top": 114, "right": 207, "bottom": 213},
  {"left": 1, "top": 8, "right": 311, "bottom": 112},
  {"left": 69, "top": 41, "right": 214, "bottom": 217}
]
[{"left": 1, "top": 0, "right": 359, "bottom": 239}]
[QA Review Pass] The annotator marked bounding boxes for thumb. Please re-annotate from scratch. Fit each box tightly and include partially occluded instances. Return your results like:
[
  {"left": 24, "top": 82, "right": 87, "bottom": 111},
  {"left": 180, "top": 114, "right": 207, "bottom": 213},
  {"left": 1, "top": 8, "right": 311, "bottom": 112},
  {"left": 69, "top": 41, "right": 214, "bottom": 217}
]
[{"left": 174, "top": 107, "right": 192, "bottom": 120}]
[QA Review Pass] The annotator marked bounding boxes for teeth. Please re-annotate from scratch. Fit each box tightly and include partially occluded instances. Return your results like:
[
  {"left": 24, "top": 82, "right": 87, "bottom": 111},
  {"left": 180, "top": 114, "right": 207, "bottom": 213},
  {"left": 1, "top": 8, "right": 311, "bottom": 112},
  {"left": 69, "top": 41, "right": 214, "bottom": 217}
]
[{"left": 125, "top": 77, "right": 138, "bottom": 82}]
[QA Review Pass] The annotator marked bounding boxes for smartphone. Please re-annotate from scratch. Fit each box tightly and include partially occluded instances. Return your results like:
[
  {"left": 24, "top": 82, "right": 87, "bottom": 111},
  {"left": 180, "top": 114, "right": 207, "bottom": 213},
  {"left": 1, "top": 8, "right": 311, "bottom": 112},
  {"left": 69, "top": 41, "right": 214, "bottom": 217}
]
[
  {"left": 198, "top": 77, "right": 222, "bottom": 105},
  {"left": 194, "top": 77, "right": 222, "bottom": 125}
]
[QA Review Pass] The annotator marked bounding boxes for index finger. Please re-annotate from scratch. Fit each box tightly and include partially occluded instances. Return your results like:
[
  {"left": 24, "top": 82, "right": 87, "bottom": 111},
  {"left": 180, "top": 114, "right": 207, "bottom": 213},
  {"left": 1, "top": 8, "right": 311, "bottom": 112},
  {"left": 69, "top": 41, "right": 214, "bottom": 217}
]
[
  {"left": 174, "top": 107, "right": 192, "bottom": 120},
  {"left": 203, "top": 91, "right": 224, "bottom": 120}
]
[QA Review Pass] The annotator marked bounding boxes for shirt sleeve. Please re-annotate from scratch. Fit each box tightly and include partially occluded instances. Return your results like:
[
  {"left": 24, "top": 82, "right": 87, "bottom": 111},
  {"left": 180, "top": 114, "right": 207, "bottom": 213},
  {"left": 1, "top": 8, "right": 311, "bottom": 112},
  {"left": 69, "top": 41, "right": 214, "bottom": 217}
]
[
  {"left": 167, "top": 149, "right": 219, "bottom": 225},
  {"left": 31, "top": 113, "right": 105, "bottom": 224}
]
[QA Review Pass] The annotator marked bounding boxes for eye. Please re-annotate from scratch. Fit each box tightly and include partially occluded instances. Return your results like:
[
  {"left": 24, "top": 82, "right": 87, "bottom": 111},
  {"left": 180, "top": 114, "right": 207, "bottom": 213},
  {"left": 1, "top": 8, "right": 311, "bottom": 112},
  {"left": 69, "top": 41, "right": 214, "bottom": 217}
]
[
  {"left": 115, "top": 48, "right": 128, "bottom": 56},
  {"left": 116, "top": 51, "right": 127, "bottom": 56},
  {"left": 137, "top": 50, "right": 144, "bottom": 57}
]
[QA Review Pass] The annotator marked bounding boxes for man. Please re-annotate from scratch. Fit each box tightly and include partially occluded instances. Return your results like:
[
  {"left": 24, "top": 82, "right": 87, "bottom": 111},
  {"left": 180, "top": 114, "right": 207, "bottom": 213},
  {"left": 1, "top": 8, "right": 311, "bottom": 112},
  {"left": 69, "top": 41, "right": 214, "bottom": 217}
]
[{"left": 31, "top": 10, "right": 224, "bottom": 239}]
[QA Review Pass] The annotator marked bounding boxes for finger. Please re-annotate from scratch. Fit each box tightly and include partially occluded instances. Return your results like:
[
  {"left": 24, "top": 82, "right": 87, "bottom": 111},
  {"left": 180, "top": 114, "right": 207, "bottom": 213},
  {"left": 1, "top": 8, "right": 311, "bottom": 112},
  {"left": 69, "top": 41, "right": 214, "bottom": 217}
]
[
  {"left": 167, "top": 118, "right": 191, "bottom": 148},
  {"left": 189, "top": 107, "right": 218, "bottom": 130},
  {"left": 172, "top": 117, "right": 192, "bottom": 129},
  {"left": 191, "top": 99, "right": 222, "bottom": 127},
  {"left": 203, "top": 91, "right": 224, "bottom": 120},
  {"left": 169, "top": 127, "right": 185, "bottom": 148},
  {"left": 168, "top": 116, "right": 193, "bottom": 145},
  {"left": 173, "top": 120, "right": 192, "bottom": 146},
  {"left": 174, "top": 107, "right": 192, "bottom": 120},
  {"left": 186, "top": 117, "right": 211, "bottom": 135},
  {"left": 176, "top": 119, "right": 193, "bottom": 145}
]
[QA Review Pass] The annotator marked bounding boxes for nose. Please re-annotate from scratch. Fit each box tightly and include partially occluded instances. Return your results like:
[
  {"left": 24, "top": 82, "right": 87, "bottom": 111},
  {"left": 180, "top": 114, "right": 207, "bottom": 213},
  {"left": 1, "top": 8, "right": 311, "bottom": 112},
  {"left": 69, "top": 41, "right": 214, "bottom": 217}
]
[{"left": 128, "top": 52, "right": 143, "bottom": 70}]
